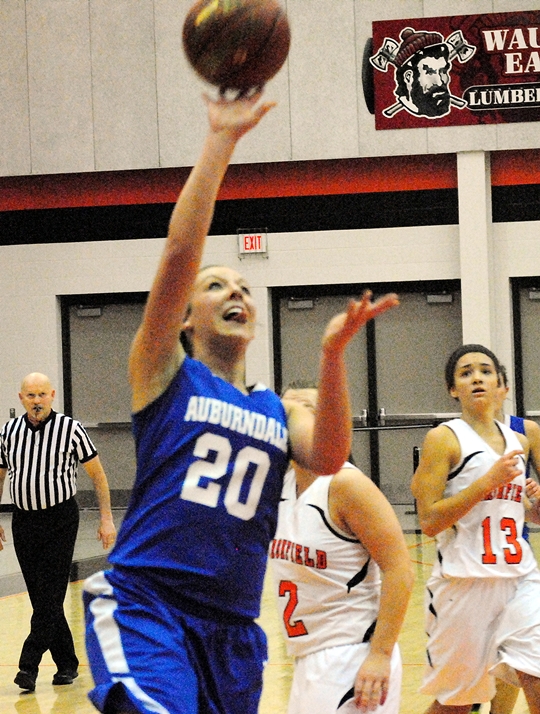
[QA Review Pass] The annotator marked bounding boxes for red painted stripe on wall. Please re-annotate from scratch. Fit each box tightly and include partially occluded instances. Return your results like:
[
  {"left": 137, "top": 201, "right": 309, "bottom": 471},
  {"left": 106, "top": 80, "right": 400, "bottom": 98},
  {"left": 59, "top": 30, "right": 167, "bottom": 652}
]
[
  {"left": 2, "top": 150, "right": 539, "bottom": 213},
  {"left": 491, "top": 150, "right": 540, "bottom": 186},
  {"left": 0, "top": 154, "right": 457, "bottom": 212}
]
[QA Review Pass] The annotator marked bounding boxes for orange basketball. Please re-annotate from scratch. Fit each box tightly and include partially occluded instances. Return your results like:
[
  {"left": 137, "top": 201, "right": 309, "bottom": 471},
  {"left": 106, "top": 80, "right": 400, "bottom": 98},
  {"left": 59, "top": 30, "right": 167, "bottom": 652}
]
[{"left": 183, "top": 0, "right": 291, "bottom": 91}]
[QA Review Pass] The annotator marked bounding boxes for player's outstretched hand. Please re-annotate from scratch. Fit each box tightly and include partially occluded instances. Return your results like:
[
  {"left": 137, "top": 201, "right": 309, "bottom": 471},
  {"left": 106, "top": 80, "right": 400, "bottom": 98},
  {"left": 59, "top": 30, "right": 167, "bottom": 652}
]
[
  {"left": 353, "top": 650, "right": 391, "bottom": 712},
  {"left": 204, "top": 91, "right": 275, "bottom": 141},
  {"left": 322, "top": 291, "right": 399, "bottom": 354}
]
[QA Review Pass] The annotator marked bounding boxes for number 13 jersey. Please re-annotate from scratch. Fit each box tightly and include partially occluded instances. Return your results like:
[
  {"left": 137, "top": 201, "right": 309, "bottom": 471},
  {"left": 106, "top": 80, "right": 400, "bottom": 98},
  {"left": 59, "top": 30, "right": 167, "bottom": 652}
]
[
  {"left": 269, "top": 466, "right": 381, "bottom": 658},
  {"left": 435, "top": 418, "right": 536, "bottom": 579}
]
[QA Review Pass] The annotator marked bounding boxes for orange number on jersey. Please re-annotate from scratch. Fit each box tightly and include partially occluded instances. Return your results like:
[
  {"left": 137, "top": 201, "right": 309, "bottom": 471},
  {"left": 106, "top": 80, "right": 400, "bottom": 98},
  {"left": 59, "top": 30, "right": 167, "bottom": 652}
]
[
  {"left": 481, "top": 517, "right": 497, "bottom": 564},
  {"left": 501, "top": 516, "right": 523, "bottom": 564},
  {"left": 481, "top": 516, "right": 523, "bottom": 565},
  {"left": 278, "top": 581, "right": 308, "bottom": 638}
]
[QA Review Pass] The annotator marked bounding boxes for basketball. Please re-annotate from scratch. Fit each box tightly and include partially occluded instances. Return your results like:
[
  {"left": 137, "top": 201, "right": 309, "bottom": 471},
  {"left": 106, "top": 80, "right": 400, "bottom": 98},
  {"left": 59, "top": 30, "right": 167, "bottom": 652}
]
[{"left": 182, "top": 0, "right": 290, "bottom": 91}]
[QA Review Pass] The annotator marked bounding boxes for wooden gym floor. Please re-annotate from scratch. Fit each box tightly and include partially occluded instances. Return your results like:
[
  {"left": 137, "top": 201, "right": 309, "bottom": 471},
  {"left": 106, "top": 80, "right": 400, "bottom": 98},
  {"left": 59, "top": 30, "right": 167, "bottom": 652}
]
[{"left": 0, "top": 511, "right": 534, "bottom": 713}]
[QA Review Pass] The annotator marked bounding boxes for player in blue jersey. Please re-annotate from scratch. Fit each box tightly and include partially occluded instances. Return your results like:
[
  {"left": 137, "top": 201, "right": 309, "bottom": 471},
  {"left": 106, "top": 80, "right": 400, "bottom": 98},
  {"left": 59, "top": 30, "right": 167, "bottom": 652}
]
[{"left": 82, "top": 91, "right": 399, "bottom": 714}]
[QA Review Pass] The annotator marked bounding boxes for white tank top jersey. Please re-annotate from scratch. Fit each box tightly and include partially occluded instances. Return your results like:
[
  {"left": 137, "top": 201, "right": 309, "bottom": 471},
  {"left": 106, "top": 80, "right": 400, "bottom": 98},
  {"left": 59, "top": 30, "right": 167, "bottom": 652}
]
[
  {"left": 435, "top": 418, "right": 537, "bottom": 579},
  {"left": 269, "top": 465, "right": 381, "bottom": 658}
]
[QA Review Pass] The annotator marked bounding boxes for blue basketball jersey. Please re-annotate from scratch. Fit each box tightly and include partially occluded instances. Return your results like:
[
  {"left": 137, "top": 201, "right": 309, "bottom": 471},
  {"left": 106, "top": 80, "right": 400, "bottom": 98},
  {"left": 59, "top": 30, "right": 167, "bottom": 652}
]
[
  {"left": 507, "top": 414, "right": 531, "bottom": 541},
  {"left": 109, "top": 357, "right": 289, "bottom": 619},
  {"left": 506, "top": 414, "right": 531, "bottom": 478},
  {"left": 509, "top": 414, "right": 526, "bottom": 435}
]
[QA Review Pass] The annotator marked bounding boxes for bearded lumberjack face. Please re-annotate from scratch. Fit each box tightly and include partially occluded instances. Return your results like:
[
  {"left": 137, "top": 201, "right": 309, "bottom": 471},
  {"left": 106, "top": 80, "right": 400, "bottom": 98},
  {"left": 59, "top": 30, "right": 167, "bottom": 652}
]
[
  {"left": 370, "top": 27, "right": 475, "bottom": 119},
  {"left": 397, "top": 44, "right": 451, "bottom": 117}
]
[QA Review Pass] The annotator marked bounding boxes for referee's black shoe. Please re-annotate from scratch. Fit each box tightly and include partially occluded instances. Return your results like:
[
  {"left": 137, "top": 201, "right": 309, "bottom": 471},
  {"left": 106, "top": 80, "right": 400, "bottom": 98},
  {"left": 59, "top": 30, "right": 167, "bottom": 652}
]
[
  {"left": 52, "top": 669, "right": 79, "bottom": 685},
  {"left": 14, "top": 670, "right": 37, "bottom": 692}
]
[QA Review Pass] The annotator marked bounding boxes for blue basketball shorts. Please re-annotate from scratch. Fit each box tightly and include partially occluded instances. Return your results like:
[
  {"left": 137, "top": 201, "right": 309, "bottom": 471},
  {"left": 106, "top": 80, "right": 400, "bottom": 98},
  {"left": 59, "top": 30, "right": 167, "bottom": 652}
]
[{"left": 83, "top": 570, "right": 268, "bottom": 714}]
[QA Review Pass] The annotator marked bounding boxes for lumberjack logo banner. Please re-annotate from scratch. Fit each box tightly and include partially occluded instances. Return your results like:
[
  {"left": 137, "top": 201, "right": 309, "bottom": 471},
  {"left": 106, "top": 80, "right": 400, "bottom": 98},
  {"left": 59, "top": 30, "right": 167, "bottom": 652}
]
[{"left": 369, "top": 11, "right": 540, "bottom": 129}]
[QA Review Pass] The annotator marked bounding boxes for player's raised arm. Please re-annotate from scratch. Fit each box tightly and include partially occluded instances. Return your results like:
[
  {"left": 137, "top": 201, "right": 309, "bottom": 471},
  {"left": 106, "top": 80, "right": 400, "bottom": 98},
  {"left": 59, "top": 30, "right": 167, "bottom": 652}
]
[
  {"left": 331, "top": 467, "right": 414, "bottom": 711},
  {"left": 129, "top": 93, "right": 274, "bottom": 412},
  {"left": 285, "top": 292, "right": 399, "bottom": 476}
]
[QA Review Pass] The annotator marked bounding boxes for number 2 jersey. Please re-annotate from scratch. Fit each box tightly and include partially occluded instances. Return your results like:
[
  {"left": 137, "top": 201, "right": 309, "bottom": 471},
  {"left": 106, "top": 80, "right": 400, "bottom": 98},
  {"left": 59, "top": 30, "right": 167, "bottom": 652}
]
[
  {"left": 269, "top": 465, "right": 381, "bottom": 658},
  {"left": 434, "top": 418, "right": 537, "bottom": 579},
  {"left": 108, "top": 356, "right": 290, "bottom": 620}
]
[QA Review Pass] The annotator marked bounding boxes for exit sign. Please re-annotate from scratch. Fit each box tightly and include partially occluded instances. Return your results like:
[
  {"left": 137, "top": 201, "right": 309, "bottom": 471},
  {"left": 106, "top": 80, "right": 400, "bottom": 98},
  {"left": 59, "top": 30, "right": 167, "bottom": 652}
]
[{"left": 237, "top": 229, "right": 268, "bottom": 257}]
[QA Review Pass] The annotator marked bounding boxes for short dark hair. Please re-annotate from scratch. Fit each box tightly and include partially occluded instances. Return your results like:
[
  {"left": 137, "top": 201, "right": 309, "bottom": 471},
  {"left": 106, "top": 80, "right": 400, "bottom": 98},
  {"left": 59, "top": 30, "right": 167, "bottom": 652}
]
[
  {"left": 499, "top": 364, "right": 508, "bottom": 388},
  {"left": 444, "top": 344, "right": 501, "bottom": 391}
]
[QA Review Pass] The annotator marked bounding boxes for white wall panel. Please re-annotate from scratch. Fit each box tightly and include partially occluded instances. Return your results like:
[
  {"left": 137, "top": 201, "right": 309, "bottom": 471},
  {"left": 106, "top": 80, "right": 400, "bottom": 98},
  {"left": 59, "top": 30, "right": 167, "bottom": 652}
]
[
  {"left": 90, "top": 0, "right": 159, "bottom": 170},
  {"left": 496, "top": 121, "right": 540, "bottom": 151},
  {"left": 201, "top": 225, "right": 460, "bottom": 292},
  {"left": 364, "top": 0, "right": 423, "bottom": 20},
  {"left": 0, "top": 1, "right": 30, "bottom": 176},
  {"left": 496, "top": 222, "right": 540, "bottom": 277},
  {"left": 422, "top": 0, "right": 494, "bottom": 17},
  {"left": 258, "top": 226, "right": 460, "bottom": 286},
  {"left": 26, "top": 0, "right": 94, "bottom": 174},
  {"left": 427, "top": 123, "right": 498, "bottom": 153},
  {"left": 26, "top": 1, "right": 91, "bottom": 173},
  {"left": 492, "top": 223, "right": 516, "bottom": 401},
  {"left": 232, "top": 67, "right": 293, "bottom": 164},
  {"left": 288, "top": 0, "right": 359, "bottom": 160},
  {"left": 154, "top": 0, "right": 208, "bottom": 168},
  {"left": 244, "top": 287, "right": 273, "bottom": 388},
  {"left": 0, "top": 293, "right": 60, "bottom": 408},
  {"left": 494, "top": 0, "right": 540, "bottom": 9}
]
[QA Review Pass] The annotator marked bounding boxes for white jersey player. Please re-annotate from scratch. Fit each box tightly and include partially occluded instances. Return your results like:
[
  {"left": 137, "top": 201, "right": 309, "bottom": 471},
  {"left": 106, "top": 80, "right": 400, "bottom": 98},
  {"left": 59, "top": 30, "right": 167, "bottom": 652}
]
[
  {"left": 412, "top": 344, "right": 540, "bottom": 714},
  {"left": 270, "top": 388, "right": 414, "bottom": 714},
  {"left": 432, "top": 417, "right": 535, "bottom": 580}
]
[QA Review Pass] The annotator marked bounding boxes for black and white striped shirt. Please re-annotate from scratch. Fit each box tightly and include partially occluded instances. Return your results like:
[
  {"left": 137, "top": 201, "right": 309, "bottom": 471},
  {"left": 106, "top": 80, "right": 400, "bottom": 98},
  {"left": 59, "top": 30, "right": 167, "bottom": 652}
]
[{"left": 0, "top": 410, "right": 97, "bottom": 510}]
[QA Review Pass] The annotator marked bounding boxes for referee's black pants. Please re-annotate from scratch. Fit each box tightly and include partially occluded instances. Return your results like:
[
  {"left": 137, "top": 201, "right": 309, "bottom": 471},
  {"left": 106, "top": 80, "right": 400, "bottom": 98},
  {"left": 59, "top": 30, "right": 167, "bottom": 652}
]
[{"left": 12, "top": 497, "right": 80, "bottom": 676}]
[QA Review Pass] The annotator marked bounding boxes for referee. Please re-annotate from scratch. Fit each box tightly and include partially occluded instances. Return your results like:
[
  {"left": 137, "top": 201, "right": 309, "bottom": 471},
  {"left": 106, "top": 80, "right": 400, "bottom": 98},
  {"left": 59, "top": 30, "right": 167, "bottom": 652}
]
[{"left": 0, "top": 372, "right": 116, "bottom": 692}]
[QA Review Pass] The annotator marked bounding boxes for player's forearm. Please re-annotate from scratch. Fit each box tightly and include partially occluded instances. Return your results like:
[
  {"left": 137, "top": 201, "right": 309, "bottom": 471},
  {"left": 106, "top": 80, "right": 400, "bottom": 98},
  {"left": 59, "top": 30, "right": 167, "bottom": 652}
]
[
  {"left": 310, "top": 351, "right": 351, "bottom": 475},
  {"left": 418, "top": 476, "right": 497, "bottom": 537},
  {"left": 167, "top": 130, "right": 236, "bottom": 261},
  {"left": 369, "top": 567, "right": 414, "bottom": 656}
]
